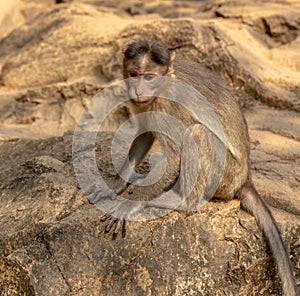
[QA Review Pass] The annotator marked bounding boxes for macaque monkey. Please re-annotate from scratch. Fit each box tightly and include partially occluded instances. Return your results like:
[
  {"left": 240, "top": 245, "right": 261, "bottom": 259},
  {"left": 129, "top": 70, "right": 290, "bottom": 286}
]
[{"left": 99, "top": 39, "right": 298, "bottom": 295}]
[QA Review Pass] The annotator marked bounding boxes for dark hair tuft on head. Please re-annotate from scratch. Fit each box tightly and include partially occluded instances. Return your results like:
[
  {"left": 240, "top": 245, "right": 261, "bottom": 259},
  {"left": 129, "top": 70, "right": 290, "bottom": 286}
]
[{"left": 124, "top": 39, "right": 171, "bottom": 65}]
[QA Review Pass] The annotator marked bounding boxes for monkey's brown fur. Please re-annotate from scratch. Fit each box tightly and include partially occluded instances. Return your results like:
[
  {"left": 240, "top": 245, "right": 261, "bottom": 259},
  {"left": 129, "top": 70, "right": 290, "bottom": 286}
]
[{"left": 100, "top": 39, "right": 298, "bottom": 296}]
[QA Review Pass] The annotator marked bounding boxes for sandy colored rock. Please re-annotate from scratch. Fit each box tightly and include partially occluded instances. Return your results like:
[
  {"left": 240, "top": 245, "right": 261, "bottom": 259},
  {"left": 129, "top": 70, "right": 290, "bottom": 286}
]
[
  {"left": 0, "top": 0, "right": 299, "bottom": 295},
  {"left": 0, "top": 0, "right": 25, "bottom": 38},
  {"left": 0, "top": 132, "right": 299, "bottom": 295}
]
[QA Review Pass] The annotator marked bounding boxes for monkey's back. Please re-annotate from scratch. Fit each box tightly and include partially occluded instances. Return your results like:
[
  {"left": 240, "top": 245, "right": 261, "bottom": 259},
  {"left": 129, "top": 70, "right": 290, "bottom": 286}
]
[{"left": 174, "top": 58, "right": 250, "bottom": 198}]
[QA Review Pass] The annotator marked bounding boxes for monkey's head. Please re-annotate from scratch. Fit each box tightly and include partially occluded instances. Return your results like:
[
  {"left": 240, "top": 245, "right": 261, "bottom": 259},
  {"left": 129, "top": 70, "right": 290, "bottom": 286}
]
[{"left": 123, "top": 39, "right": 175, "bottom": 108}]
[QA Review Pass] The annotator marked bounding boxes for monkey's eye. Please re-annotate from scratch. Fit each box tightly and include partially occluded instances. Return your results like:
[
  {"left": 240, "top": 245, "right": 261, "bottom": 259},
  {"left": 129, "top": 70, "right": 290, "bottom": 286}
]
[
  {"left": 144, "top": 74, "right": 156, "bottom": 81},
  {"left": 129, "top": 72, "right": 138, "bottom": 78}
]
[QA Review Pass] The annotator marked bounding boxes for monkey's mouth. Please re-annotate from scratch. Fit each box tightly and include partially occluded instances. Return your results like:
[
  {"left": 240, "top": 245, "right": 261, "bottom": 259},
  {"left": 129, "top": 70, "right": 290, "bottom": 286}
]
[{"left": 131, "top": 97, "right": 154, "bottom": 107}]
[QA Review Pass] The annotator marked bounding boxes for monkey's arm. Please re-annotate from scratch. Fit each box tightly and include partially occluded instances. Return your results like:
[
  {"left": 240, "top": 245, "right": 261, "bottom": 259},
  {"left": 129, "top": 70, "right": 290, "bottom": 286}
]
[
  {"left": 100, "top": 188, "right": 183, "bottom": 235},
  {"left": 101, "top": 124, "right": 208, "bottom": 235},
  {"left": 101, "top": 123, "right": 228, "bottom": 236},
  {"left": 91, "top": 132, "right": 155, "bottom": 201}
]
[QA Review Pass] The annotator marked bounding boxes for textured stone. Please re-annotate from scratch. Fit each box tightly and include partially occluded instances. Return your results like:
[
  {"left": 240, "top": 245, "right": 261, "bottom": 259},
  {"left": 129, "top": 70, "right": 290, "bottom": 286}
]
[{"left": 0, "top": 1, "right": 299, "bottom": 295}]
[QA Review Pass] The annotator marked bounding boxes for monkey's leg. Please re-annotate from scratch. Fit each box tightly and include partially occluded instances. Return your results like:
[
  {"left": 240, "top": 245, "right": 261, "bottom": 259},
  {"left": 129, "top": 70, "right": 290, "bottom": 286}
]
[
  {"left": 238, "top": 181, "right": 298, "bottom": 296},
  {"left": 101, "top": 124, "right": 212, "bottom": 236},
  {"left": 101, "top": 123, "right": 224, "bottom": 235},
  {"left": 100, "top": 129, "right": 183, "bottom": 235},
  {"left": 150, "top": 122, "right": 227, "bottom": 214},
  {"left": 146, "top": 124, "right": 210, "bottom": 212}
]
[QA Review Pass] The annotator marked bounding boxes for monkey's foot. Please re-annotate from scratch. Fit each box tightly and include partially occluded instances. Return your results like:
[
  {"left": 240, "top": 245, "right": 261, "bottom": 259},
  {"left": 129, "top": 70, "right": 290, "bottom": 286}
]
[{"left": 100, "top": 199, "right": 146, "bottom": 238}]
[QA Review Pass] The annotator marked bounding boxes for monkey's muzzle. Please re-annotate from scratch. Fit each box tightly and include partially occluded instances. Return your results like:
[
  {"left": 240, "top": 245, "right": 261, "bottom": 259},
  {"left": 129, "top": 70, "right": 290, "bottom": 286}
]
[{"left": 131, "top": 96, "right": 154, "bottom": 107}]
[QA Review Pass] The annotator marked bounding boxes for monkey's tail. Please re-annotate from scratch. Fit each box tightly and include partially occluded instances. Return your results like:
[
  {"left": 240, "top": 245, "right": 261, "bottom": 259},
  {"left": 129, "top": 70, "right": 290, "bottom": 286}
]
[{"left": 238, "top": 180, "right": 298, "bottom": 296}]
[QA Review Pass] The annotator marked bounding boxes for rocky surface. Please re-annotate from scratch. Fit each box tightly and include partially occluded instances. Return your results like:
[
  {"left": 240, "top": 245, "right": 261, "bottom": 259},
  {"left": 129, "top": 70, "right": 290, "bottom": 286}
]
[{"left": 0, "top": 0, "right": 299, "bottom": 295}]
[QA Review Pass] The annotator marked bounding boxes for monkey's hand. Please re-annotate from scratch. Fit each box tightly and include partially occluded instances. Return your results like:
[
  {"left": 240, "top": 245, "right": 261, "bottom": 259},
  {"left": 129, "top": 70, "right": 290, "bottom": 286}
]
[{"left": 100, "top": 199, "right": 146, "bottom": 238}]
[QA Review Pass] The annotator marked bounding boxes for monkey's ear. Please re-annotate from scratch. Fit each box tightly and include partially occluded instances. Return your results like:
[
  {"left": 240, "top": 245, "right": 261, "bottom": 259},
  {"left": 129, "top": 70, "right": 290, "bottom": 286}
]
[{"left": 167, "top": 51, "right": 176, "bottom": 74}]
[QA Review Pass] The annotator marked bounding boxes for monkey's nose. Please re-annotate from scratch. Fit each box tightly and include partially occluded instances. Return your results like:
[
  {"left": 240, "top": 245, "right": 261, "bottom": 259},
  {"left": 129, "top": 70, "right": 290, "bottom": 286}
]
[{"left": 135, "top": 89, "right": 143, "bottom": 97}]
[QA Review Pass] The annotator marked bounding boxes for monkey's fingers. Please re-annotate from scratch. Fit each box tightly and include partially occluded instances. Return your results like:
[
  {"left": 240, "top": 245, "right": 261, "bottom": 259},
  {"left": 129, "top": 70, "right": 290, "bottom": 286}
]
[
  {"left": 124, "top": 220, "right": 129, "bottom": 230},
  {"left": 114, "top": 219, "right": 122, "bottom": 234},
  {"left": 100, "top": 213, "right": 111, "bottom": 222},
  {"left": 122, "top": 220, "right": 129, "bottom": 238},
  {"left": 105, "top": 217, "right": 118, "bottom": 233},
  {"left": 114, "top": 219, "right": 129, "bottom": 235}
]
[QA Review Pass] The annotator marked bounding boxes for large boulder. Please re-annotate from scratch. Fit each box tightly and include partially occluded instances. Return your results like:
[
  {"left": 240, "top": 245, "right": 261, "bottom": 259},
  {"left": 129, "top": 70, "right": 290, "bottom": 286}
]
[
  {"left": 0, "top": 131, "right": 299, "bottom": 295},
  {"left": 0, "top": 1, "right": 299, "bottom": 295}
]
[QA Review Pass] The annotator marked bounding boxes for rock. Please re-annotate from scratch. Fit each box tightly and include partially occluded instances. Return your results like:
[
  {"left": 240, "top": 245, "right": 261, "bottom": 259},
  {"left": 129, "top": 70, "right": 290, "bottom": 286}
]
[
  {"left": 0, "top": 3, "right": 129, "bottom": 88},
  {"left": 0, "top": 130, "right": 299, "bottom": 295},
  {"left": 0, "top": 0, "right": 299, "bottom": 295},
  {"left": 0, "top": 243, "right": 69, "bottom": 295},
  {"left": 0, "top": 0, "right": 25, "bottom": 38},
  {"left": 0, "top": 2, "right": 299, "bottom": 136}
]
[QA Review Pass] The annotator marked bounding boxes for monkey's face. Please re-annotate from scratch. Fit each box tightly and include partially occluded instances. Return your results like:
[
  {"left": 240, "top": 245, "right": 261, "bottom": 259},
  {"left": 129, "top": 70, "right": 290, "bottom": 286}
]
[{"left": 124, "top": 56, "right": 167, "bottom": 108}]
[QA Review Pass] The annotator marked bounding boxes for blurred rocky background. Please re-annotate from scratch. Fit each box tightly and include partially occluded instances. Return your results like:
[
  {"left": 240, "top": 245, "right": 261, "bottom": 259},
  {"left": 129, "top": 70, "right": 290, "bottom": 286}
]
[{"left": 0, "top": 0, "right": 299, "bottom": 295}]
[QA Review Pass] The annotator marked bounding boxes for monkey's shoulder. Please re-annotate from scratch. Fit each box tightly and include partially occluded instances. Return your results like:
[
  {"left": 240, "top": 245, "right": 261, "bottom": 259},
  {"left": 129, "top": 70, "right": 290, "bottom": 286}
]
[
  {"left": 174, "top": 58, "right": 243, "bottom": 119},
  {"left": 174, "top": 57, "right": 250, "bottom": 160},
  {"left": 174, "top": 57, "right": 224, "bottom": 86}
]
